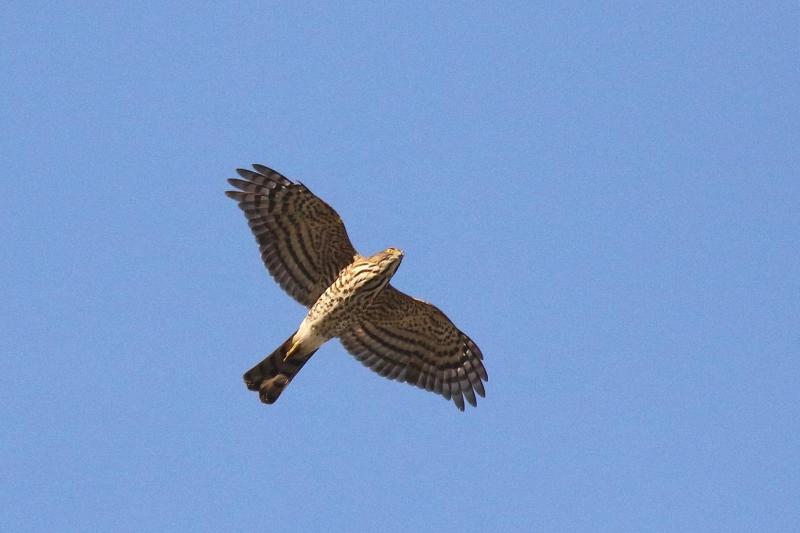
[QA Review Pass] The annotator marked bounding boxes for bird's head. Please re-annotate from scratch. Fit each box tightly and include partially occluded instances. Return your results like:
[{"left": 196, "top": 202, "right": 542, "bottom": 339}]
[
  {"left": 373, "top": 247, "right": 404, "bottom": 276},
  {"left": 345, "top": 248, "right": 403, "bottom": 299}
]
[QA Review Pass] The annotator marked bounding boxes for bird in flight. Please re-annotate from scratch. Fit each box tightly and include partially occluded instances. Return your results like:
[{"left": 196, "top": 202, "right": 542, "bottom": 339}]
[{"left": 226, "top": 164, "right": 487, "bottom": 410}]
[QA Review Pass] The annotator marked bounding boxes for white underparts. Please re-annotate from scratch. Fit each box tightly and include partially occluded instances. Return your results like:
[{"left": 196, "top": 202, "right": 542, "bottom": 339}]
[{"left": 294, "top": 318, "right": 328, "bottom": 354}]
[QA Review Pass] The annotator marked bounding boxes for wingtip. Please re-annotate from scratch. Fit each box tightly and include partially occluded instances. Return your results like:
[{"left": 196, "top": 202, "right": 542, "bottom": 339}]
[
  {"left": 465, "top": 393, "right": 478, "bottom": 408},
  {"left": 252, "top": 163, "right": 275, "bottom": 176},
  {"left": 452, "top": 391, "right": 465, "bottom": 411}
]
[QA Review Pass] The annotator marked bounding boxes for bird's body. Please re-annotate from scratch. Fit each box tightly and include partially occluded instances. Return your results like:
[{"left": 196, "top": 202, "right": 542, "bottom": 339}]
[
  {"left": 242, "top": 249, "right": 404, "bottom": 403},
  {"left": 227, "top": 164, "right": 487, "bottom": 410},
  {"left": 304, "top": 250, "right": 403, "bottom": 337}
]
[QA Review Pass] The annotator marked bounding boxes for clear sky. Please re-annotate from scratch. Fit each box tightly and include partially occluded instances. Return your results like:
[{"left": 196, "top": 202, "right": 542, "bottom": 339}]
[{"left": 2, "top": 2, "right": 798, "bottom": 532}]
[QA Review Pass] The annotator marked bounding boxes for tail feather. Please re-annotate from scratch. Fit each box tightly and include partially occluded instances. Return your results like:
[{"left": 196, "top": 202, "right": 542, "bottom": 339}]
[{"left": 243, "top": 332, "right": 319, "bottom": 404}]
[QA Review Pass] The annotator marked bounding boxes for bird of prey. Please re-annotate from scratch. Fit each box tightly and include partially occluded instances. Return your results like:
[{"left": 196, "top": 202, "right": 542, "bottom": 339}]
[{"left": 225, "top": 164, "right": 487, "bottom": 410}]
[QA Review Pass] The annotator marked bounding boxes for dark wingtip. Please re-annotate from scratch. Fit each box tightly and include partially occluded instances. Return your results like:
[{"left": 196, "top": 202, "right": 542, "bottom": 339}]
[
  {"left": 465, "top": 393, "right": 478, "bottom": 408},
  {"left": 453, "top": 392, "right": 465, "bottom": 411},
  {"left": 252, "top": 163, "right": 293, "bottom": 186},
  {"left": 251, "top": 163, "right": 272, "bottom": 175}
]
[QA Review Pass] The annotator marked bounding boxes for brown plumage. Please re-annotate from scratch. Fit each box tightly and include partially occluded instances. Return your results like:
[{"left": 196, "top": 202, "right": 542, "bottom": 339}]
[
  {"left": 242, "top": 333, "right": 318, "bottom": 404},
  {"left": 226, "top": 164, "right": 487, "bottom": 410}
]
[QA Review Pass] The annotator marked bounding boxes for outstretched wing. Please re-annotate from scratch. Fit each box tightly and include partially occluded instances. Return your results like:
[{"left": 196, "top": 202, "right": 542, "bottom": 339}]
[
  {"left": 339, "top": 285, "right": 488, "bottom": 411},
  {"left": 226, "top": 164, "right": 359, "bottom": 307}
]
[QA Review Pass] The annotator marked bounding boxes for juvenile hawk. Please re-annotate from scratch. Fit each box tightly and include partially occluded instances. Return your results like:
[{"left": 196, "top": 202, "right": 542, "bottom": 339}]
[{"left": 226, "top": 164, "right": 487, "bottom": 410}]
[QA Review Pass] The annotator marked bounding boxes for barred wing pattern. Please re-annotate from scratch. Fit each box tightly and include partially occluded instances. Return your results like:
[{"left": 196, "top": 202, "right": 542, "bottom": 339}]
[
  {"left": 340, "top": 286, "right": 488, "bottom": 410},
  {"left": 226, "top": 165, "right": 358, "bottom": 307}
]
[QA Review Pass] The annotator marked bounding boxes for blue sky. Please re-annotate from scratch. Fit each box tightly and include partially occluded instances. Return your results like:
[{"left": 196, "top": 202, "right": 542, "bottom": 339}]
[{"left": 2, "top": 2, "right": 798, "bottom": 531}]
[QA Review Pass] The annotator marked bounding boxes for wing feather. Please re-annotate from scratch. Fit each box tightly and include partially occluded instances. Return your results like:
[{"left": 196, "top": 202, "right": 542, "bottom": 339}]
[
  {"left": 226, "top": 164, "right": 358, "bottom": 307},
  {"left": 340, "top": 285, "right": 487, "bottom": 411}
]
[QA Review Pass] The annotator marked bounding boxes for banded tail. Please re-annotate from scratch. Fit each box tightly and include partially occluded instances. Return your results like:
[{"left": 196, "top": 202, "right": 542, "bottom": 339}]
[{"left": 243, "top": 332, "right": 319, "bottom": 404}]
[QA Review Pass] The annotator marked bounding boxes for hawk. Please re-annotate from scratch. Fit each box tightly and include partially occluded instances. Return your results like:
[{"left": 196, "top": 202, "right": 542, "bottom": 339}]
[{"left": 226, "top": 164, "right": 488, "bottom": 410}]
